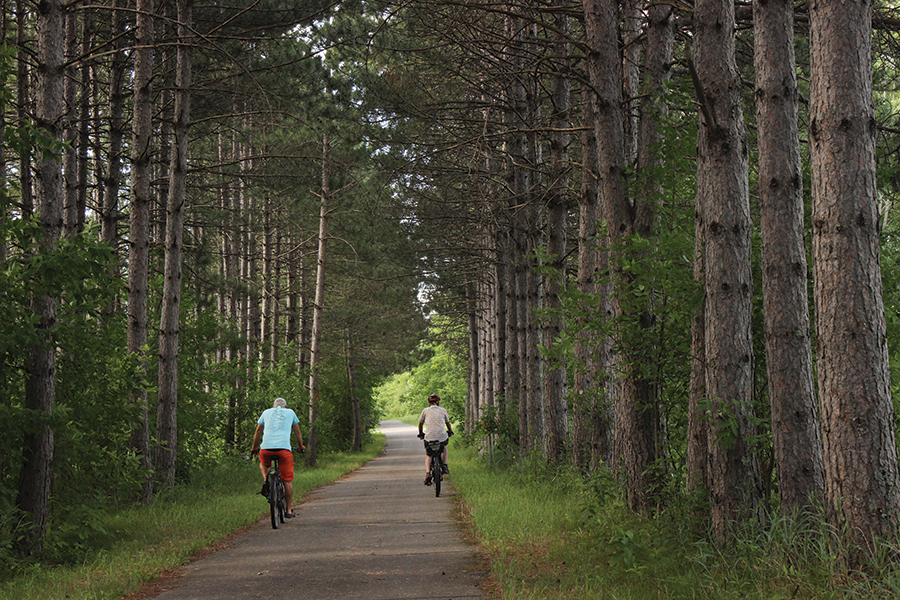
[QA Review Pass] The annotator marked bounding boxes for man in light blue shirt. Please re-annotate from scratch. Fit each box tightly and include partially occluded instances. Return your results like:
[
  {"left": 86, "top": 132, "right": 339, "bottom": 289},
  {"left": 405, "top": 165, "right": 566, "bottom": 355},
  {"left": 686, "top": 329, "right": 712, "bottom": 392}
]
[{"left": 251, "top": 398, "right": 305, "bottom": 517}]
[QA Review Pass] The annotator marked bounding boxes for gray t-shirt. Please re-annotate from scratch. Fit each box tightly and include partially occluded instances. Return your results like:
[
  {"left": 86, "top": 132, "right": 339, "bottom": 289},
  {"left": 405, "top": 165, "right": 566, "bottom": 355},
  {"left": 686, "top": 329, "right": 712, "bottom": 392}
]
[{"left": 418, "top": 405, "right": 450, "bottom": 442}]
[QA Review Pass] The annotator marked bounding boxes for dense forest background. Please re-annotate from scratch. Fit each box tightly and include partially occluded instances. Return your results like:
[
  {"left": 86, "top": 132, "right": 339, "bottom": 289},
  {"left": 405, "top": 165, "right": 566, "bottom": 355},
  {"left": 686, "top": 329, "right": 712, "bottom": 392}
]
[{"left": 5, "top": 0, "right": 900, "bottom": 573}]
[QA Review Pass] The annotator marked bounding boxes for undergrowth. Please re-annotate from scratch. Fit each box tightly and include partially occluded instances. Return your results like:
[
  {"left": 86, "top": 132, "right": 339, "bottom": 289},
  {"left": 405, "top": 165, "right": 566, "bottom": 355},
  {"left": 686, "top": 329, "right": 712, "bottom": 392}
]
[{"left": 450, "top": 443, "right": 900, "bottom": 599}]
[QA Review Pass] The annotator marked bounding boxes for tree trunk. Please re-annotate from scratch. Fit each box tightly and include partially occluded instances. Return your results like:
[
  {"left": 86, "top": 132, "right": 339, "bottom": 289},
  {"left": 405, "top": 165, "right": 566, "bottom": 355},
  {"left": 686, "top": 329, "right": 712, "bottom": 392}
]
[
  {"left": 285, "top": 245, "right": 299, "bottom": 351},
  {"left": 637, "top": 2, "right": 673, "bottom": 233},
  {"left": 693, "top": 0, "right": 762, "bottom": 538},
  {"left": 101, "top": 0, "right": 126, "bottom": 246},
  {"left": 271, "top": 233, "right": 282, "bottom": 365},
  {"left": 809, "top": 0, "right": 900, "bottom": 550},
  {"left": 18, "top": 0, "right": 64, "bottom": 555},
  {"left": 515, "top": 248, "right": 528, "bottom": 449},
  {"left": 524, "top": 49, "right": 545, "bottom": 453},
  {"left": 543, "top": 2, "right": 570, "bottom": 463},
  {"left": 686, "top": 211, "right": 708, "bottom": 501},
  {"left": 621, "top": 0, "right": 641, "bottom": 163},
  {"left": 504, "top": 6, "right": 526, "bottom": 449},
  {"left": 584, "top": 0, "right": 661, "bottom": 512},
  {"left": 572, "top": 97, "right": 601, "bottom": 473},
  {"left": 503, "top": 245, "right": 519, "bottom": 445},
  {"left": 754, "top": 0, "right": 824, "bottom": 515},
  {"left": 17, "top": 0, "right": 32, "bottom": 218},
  {"left": 127, "top": 0, "right": 155, "bottom": 505},
  {"left": 524, "top": 231, "right": 544, "bottom": 453},
  {"left": 307, "top": 134, "right": 330, "bottom": 467},
  {"left": 62, "top": 7, "right": 77, "bottom": 236},
  {"left": 76, "top": 11, "right": 91, "bottom": 237},
  {"left": 467, "top": 279, "right": 479, "bottom": 434},
  {"left": 261, "top": 192, "right": 274, "bottom": 368},
  {"left": 346, "top": 329, "right": 362, "bottom": 451},
  {"left": 296, "top": 254, "right": 309, "bottom": 376},
  {"left": 157, "top": 0, "right": 191, "bottom": 491},
  {"left": 492, "top": 237, "right": 507, "bottom": 431}
]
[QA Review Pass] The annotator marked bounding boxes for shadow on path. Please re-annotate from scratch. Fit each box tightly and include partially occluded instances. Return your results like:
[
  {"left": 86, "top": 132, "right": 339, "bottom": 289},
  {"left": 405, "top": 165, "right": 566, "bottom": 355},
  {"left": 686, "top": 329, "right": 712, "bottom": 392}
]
[{"left": 138, "top": 420, "right": 484, "bottom": 600}]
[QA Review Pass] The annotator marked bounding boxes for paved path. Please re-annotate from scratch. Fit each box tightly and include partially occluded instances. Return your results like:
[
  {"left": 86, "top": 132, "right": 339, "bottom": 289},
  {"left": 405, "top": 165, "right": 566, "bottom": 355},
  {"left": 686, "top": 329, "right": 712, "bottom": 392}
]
[{"left": 143, "top": 420, "right": 484, "bottom": 600}]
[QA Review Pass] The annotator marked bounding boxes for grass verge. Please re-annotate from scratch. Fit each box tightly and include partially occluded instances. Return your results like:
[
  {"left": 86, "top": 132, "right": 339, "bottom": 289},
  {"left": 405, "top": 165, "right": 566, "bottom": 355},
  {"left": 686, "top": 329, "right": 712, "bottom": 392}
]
[
  {"left": 0, "top": 435, "right": 385, "bottom": 600},
  {"left": 450, "top": 443, "right": 900, "bottom": 600}
]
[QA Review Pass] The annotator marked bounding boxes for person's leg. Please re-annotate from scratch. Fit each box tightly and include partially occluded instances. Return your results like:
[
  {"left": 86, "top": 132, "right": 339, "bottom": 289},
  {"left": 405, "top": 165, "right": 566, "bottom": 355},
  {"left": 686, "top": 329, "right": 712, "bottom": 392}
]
[
  {"left": 258, "top": 455, "right": 269, "bottom": 481},
  {"left": 284, "top": 482, "right": 294, "bottom": 513},
  {"left": 442, "top": 445, "right": 449, "bottom": 473},
  {"left": 280, "top": 450, "right": 296, "bottom": 515},
  {"left": 278, "top": 450, "right": 294, "bottom": 517},
  {"left": 424, "top": 452, "right": 433, "bottom": 484}
]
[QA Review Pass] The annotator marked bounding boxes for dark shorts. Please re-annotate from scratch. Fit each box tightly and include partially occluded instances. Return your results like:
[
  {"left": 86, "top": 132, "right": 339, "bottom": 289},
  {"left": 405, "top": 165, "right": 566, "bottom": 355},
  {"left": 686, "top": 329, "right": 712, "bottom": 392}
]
[{"left": 260, "top": 449, "right": 294, "bottom": 482}]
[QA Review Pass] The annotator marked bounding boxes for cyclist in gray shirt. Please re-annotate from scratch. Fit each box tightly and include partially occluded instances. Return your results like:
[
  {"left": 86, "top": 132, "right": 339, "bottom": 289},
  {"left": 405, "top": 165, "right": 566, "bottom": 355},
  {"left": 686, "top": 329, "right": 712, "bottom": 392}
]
[{"left": 417, "top": 393, "right": 453, "bottom": 485}]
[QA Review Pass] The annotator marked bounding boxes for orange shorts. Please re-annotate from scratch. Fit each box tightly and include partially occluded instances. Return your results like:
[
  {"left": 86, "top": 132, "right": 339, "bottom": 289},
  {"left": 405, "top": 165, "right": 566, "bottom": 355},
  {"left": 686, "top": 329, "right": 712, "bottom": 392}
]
[{"left": 259, "top": 449, "right": 294, "bottom": 482}]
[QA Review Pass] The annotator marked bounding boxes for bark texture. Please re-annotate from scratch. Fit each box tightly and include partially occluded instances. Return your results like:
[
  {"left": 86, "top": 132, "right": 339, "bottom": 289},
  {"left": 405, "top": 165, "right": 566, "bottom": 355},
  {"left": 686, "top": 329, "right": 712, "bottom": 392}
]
[
  {"left": 127, "top": 0, "right": 155, "bottom": 504},
  {"left": 809, "top": 0, "right": 900, "bottom": 547},
  {"left": 157, "top": 0, "right": 192, "bottom": 491},
  {"left": 19, "top": 0, "right": 65, "bottom": 554},
  {"left": 693, "top": 0, "right": 763, "bottom": 538},
  {"left": 754, "top": 0, "right": 825, "bottom": 514}
]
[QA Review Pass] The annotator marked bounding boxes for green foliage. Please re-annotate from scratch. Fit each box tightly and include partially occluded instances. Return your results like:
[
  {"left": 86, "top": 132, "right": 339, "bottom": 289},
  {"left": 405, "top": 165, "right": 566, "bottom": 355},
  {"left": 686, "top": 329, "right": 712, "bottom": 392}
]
[
  {"left": 0, "top": 223, "right": 138, "bottom": 565},
  {"left": 373, "top": 340, "right": 466, "bottom": 425},
  {"left": 537, "top": 201, "right": 698, "bottom": 475}
]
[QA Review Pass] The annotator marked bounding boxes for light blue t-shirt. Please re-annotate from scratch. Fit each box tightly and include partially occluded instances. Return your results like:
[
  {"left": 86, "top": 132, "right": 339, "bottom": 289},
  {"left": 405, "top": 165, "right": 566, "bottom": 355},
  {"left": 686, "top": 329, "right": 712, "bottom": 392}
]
[{"left": 258, "top": 406, "right": 300, "bottom": 450}]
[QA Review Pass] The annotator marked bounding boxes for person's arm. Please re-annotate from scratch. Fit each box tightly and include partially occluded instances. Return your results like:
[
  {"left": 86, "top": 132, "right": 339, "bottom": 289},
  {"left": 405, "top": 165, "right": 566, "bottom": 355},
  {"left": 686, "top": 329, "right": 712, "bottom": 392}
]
[
  {"left": 445, "top": 415, "right": 453, "bottom": 436},
  {"left": 251, "top": 424, "right": 264, "bottom": 452},
  {"left": 293, "top": 423, "right": 305, "bottom": 449}
]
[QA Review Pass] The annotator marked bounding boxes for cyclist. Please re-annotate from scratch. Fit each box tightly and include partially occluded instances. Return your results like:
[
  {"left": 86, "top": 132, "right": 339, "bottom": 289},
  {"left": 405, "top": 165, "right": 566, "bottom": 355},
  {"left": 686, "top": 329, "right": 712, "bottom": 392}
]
[
  {"left": 250, "top": 397, "right": 305, "bottom": 518},
  {"left": 417, "top": 393, "right": 453, "bottom": 486}
]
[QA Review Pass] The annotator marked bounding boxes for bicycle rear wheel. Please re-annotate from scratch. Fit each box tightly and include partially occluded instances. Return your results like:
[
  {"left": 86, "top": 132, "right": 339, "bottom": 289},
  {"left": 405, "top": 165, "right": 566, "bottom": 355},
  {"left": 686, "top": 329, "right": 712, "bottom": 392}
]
[
  {"left": 268, "top": 473, "right": 280, "bottom": 529},
  {"left": 433, "top": 459, "right": 442, "bottom": 497}
]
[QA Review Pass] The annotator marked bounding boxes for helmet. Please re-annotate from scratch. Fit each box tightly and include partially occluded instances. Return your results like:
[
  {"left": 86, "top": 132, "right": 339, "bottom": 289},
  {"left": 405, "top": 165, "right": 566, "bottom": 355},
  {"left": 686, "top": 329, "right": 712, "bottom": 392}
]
[{"left": 428, "top": 393, "right": 440, "bottom": 403}]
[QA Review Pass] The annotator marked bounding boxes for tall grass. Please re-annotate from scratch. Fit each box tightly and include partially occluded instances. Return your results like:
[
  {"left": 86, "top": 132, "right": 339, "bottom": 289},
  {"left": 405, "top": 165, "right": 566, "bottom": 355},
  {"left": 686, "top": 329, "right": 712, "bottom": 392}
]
[
  {"left": 450, "top": 444, "right": 900, "bottom": 599},
  {"left": 0, "top": 435, "right": 385, "bottom": 600}
]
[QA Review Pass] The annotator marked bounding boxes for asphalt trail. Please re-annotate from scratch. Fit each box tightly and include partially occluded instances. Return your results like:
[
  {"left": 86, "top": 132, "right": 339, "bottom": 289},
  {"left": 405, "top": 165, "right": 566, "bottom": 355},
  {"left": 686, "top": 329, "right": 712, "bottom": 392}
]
[{"left": 140, "top": 420, "right": 484, "bottom": 600}]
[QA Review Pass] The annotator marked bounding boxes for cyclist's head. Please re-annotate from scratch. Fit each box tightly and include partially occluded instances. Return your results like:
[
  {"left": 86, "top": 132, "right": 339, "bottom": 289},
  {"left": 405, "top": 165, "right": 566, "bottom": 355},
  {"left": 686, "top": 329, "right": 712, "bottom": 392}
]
[
  {"left": 428, "top": 393, "right": 440, "bottom": 404},
  {"left": 273, "top": 397, "right": 287, "bottom": 408}
]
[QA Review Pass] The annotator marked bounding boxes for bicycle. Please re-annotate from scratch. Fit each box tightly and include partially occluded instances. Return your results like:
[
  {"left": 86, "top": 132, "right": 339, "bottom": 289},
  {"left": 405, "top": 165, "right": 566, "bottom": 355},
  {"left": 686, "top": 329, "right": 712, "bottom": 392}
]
[
  {"left": 420, "top": 435, "right": 451, "bottom": 497},
  {"left": 248, "top": 450, "right": 292, "bottom": 529}
]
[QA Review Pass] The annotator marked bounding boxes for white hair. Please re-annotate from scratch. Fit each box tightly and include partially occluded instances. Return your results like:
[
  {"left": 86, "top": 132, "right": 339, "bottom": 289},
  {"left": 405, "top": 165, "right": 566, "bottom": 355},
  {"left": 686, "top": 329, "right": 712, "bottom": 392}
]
[{"left": 273, "top": 397, "right": 287, "bottom": 408}]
